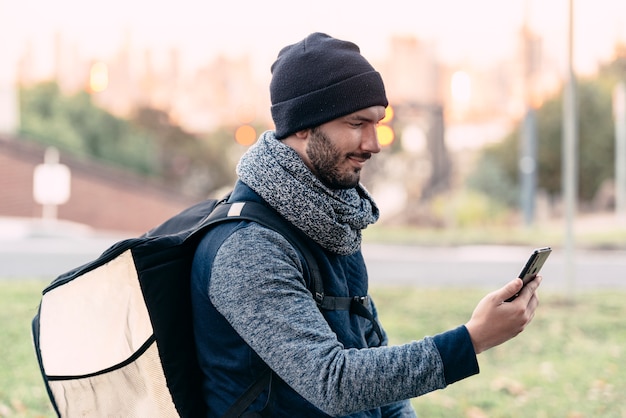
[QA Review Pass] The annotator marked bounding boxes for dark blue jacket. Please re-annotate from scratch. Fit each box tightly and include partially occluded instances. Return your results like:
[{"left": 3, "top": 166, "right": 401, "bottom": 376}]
[{"left": 190, "top": 182, "right": 477, "bottom": 417}]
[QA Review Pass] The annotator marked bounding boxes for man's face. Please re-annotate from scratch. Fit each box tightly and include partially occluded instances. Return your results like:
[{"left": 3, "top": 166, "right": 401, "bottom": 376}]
[{"left": 305, "top": 106, "right": 385, "bottom": 189}]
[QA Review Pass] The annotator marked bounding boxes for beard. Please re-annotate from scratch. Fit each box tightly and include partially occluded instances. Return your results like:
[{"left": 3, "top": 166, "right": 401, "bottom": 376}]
[{"left": 306, "top": 127, "right": 365, "bottom": 189}]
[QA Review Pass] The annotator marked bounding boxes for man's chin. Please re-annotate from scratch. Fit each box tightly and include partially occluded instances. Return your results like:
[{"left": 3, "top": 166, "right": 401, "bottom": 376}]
[{"left": 326, "top": 176, "right": 360, "bottom": 190}]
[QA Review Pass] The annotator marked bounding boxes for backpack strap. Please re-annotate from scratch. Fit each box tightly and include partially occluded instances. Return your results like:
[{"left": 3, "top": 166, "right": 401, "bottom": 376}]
[
  {"left": 202, "top": 201, "right": 384, "bottom": 342},
  {"left": 201, "top": 201, "right": 382, "bottom": 418},
  {"left": 222, "top": 369, "right": 272, "bottom": 418}
]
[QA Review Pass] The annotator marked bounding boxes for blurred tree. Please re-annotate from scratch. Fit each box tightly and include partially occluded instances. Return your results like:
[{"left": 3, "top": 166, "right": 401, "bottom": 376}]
[
  {"left": 130, "top": 107, "right": 238, "bottom": 197},
  {"left": 20, "top": 81, "right": 157, "bottom": 176},
  {"left": 19, "top": 82, "right": 88, "bottom": 154},
  {"left": 468, "top": 53, "right": 625, "bottom": 208},
  {"left": 18, "top": 82, "right": 242, "bottom": 198},
  {"left": 466, "top": 148, "right": 519, "bottom": 208}
]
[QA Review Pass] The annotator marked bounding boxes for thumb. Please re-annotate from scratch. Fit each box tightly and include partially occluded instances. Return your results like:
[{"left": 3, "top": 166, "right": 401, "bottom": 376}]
[{"left": 500, "top": 278, "right": 524, "bottom": 302}]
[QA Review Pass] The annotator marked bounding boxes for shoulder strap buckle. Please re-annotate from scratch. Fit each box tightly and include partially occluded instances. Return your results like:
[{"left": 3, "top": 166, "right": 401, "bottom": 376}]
[{"left": 353, "top": 295, "right": 369, "bottom": 307}]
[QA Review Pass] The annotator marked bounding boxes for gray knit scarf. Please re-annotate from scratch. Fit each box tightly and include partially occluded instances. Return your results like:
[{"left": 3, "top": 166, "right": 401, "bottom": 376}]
[{"left": 237, "top": 130, "right": 379, "bottom": 255}]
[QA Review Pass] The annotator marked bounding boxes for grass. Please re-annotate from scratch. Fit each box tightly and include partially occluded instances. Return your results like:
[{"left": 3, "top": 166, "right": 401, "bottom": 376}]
[
  {"left": 373, "top": 286, "right": 626, "bottom": 418},
  {"left": 0, "top": 280, "right": 53, "bottom": 418},
  {"left": 363, "top": 214, "right": 626, "bottom": 251},
  {"left": 1, "top": 281, "right": 625, "bottom": 417}
]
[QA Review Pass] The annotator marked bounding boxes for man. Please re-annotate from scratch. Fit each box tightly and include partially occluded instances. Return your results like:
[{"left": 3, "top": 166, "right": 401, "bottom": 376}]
[{"left": 191, "top": 32, "right": 541, "bottom": 417}]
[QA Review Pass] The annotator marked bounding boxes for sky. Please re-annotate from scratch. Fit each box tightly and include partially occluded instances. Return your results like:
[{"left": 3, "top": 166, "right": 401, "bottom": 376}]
[{"left": 1, "top": 0, "right": 625, "bottom": 83}]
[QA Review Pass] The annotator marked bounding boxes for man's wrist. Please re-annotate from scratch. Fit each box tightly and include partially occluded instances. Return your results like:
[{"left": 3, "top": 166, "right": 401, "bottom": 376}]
[{"left": 432, "top": 325, "right": 480, "bottom": 384}]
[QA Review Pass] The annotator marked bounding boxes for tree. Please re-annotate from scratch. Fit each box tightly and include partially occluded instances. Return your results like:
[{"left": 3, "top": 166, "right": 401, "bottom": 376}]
[
  {"left": 18, "top": 81, "right": 243, "bottom": 198},
  {"left": 130, "top": 107, "right": 238, "bottom": 197},
  {"left": 19, "top": 82, "right": 157, "bottom": 176},
  {"left": 468, "top": 54, "right": 624, "bottom": 208}
]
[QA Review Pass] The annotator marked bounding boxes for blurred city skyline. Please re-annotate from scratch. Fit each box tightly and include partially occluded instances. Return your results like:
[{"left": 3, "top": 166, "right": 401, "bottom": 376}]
[
  {"left": 1, "top": 0, "right": 625, "bottom": 82},
  {"left": 2, "top": 0, "right": 625, "bottom": 233},
  {"left": 2, "top": 0, "right": 626, "bottom": 151}
]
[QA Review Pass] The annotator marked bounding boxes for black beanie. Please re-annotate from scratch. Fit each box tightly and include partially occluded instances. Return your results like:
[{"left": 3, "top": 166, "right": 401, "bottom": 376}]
[{"left": 270, "top": 32, "right": 388, "bottom": 139}]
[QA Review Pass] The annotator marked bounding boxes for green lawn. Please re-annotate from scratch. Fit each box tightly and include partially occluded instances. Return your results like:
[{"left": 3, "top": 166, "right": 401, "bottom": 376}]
[
  {"left": 363, "top": 220, "right": 626, "bottom": 251},
  {"left": 1, "top": 280, "right": 625, "bottom": 417},
  {"left": 373, "top": 286, "right": 626, "bottom": 418},
  {"left": 0, "top": 280, "right": 54, "bottom": 418}
]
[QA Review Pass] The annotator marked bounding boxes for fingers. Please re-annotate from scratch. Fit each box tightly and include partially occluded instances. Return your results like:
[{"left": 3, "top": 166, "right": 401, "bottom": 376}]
[
  {"left": 519, "top": 275, "right": 542, "bottom": 303},
  {"left": 503, "top": 275, "right": 543, "bottom": 304},
  {"left": 500, "top": 278, "right": 524, "bottom": 302},
  {"left": 468, "top": 276, "right": 543, "bottom": 353},
  {"left": 499, "top": 278, "right": 524, "bottom": 303},
  {"left": 518, "top": 276, "right": 541, "bottom": 329}
]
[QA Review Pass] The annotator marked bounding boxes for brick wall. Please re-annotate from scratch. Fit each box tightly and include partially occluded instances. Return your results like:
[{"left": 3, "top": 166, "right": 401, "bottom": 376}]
[{"left": 0, "top": 135, "right": 202, "bottom": 234}]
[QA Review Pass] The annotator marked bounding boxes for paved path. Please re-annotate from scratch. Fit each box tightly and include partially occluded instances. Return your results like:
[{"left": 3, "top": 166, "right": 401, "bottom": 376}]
[
  {"left": 1, "top": 226, "right": 624, "bottom": 292},
  {"left": 362, "top": 243, "right": 626, "bottom": 291},
  {"left": 1, "top": 216, "right": 624, "bottom": 290}
]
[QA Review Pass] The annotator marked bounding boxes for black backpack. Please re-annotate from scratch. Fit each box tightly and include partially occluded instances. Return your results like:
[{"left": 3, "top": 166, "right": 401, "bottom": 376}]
[
  {"left": 31, "top": 197, "right": 320, "bottom": 417},
  {"left": 31, "top": 197, "right": 382, "bottom": 417}
]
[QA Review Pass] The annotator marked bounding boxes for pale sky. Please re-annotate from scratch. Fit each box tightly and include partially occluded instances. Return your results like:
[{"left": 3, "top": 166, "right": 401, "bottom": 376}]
[{"left": 1, "top": 0, "right": 625, "bottom": 81}]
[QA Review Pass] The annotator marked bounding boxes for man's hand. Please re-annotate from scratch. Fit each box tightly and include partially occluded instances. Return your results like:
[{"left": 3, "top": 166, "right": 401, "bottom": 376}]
[{"left": 465, "top": 276, "right": 541, "bottom": 354}]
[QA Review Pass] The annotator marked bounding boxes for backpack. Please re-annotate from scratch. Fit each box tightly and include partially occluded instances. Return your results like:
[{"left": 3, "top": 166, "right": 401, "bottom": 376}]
[{"left": 31, "top": 197, "right": 327, "bottom": 418}]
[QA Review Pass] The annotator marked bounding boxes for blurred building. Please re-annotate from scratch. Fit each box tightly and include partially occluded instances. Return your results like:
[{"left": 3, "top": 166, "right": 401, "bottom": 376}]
[
  {"left": 30, "top": 33, "right": 270, "bottom": 135},
  {"left": 172, "top": 54, "right": 269, "bottom": 132},
  {"left": 0, "top": 134, "right": 197, "bottom": 234},
  {"left": 15, "top": 29, "right": 563, "bottom": 140},
  {"left": 380, "top": 35, "right": 441, "bottom": 106},
  {"left": 5, "top": 29, "right": 566, "bottom": 228}
]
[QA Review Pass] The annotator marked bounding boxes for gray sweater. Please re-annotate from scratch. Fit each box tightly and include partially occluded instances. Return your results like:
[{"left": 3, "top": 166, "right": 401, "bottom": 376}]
[
  {"left": 192, "top": 132, "right": 478, "bottom": 416},
  {"left": 203, "top": 220, "right": 474, "bottom": 416}
]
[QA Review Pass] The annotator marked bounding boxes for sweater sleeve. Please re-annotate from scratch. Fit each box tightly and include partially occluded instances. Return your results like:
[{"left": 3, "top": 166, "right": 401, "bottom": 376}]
[
  {"left": 432, "top": 325, "right": 479, "bottom": 384},
  {"left": 208, "top": 223, "right": 477, "bottom": 416}
]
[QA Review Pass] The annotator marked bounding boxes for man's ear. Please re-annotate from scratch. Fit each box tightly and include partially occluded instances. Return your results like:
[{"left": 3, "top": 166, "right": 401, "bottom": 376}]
[
  {"left": 282, "top": 129, "right": 311, "bottom": 157},
  {"left": 294, "top": 129, "right": 310, "bottom": 139}
]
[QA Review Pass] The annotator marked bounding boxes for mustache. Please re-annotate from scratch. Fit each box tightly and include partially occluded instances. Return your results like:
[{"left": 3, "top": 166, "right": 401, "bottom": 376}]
[{"left": 347, "top": 152, "right": 372, "bottom": 160}]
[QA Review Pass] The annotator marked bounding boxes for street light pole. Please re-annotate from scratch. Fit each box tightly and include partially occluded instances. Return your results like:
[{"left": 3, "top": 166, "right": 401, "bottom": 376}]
[
  {"left": 520, "top": 0, "right": 539, "bottom": 227},
  {"left": 614, "top": 82, "right": 626, "bottom": 218},
  {"left": 562, "top": 0, "right": 577, "bottom": 299}
]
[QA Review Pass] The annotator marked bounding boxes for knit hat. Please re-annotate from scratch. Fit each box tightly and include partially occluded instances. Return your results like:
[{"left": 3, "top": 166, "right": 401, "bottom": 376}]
[{"left": 270, "top": 32, "right": 388, "bottom": 139}]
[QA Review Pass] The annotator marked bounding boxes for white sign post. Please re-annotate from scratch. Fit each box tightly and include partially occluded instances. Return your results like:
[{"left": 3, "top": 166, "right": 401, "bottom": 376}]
[{"left": 33, "top": 148, "right": 71, "bottom": 220}]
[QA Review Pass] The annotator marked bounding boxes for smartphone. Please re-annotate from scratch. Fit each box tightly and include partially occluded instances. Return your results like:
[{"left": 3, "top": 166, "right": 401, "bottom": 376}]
[{"left": 505, "top": 247, "right": 551, "bottom": 302}]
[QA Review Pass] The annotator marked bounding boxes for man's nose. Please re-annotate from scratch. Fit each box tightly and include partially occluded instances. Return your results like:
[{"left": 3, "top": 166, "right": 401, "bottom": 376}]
[{"left": 364, "top": 125, "right": 382, "bottom": 154}]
